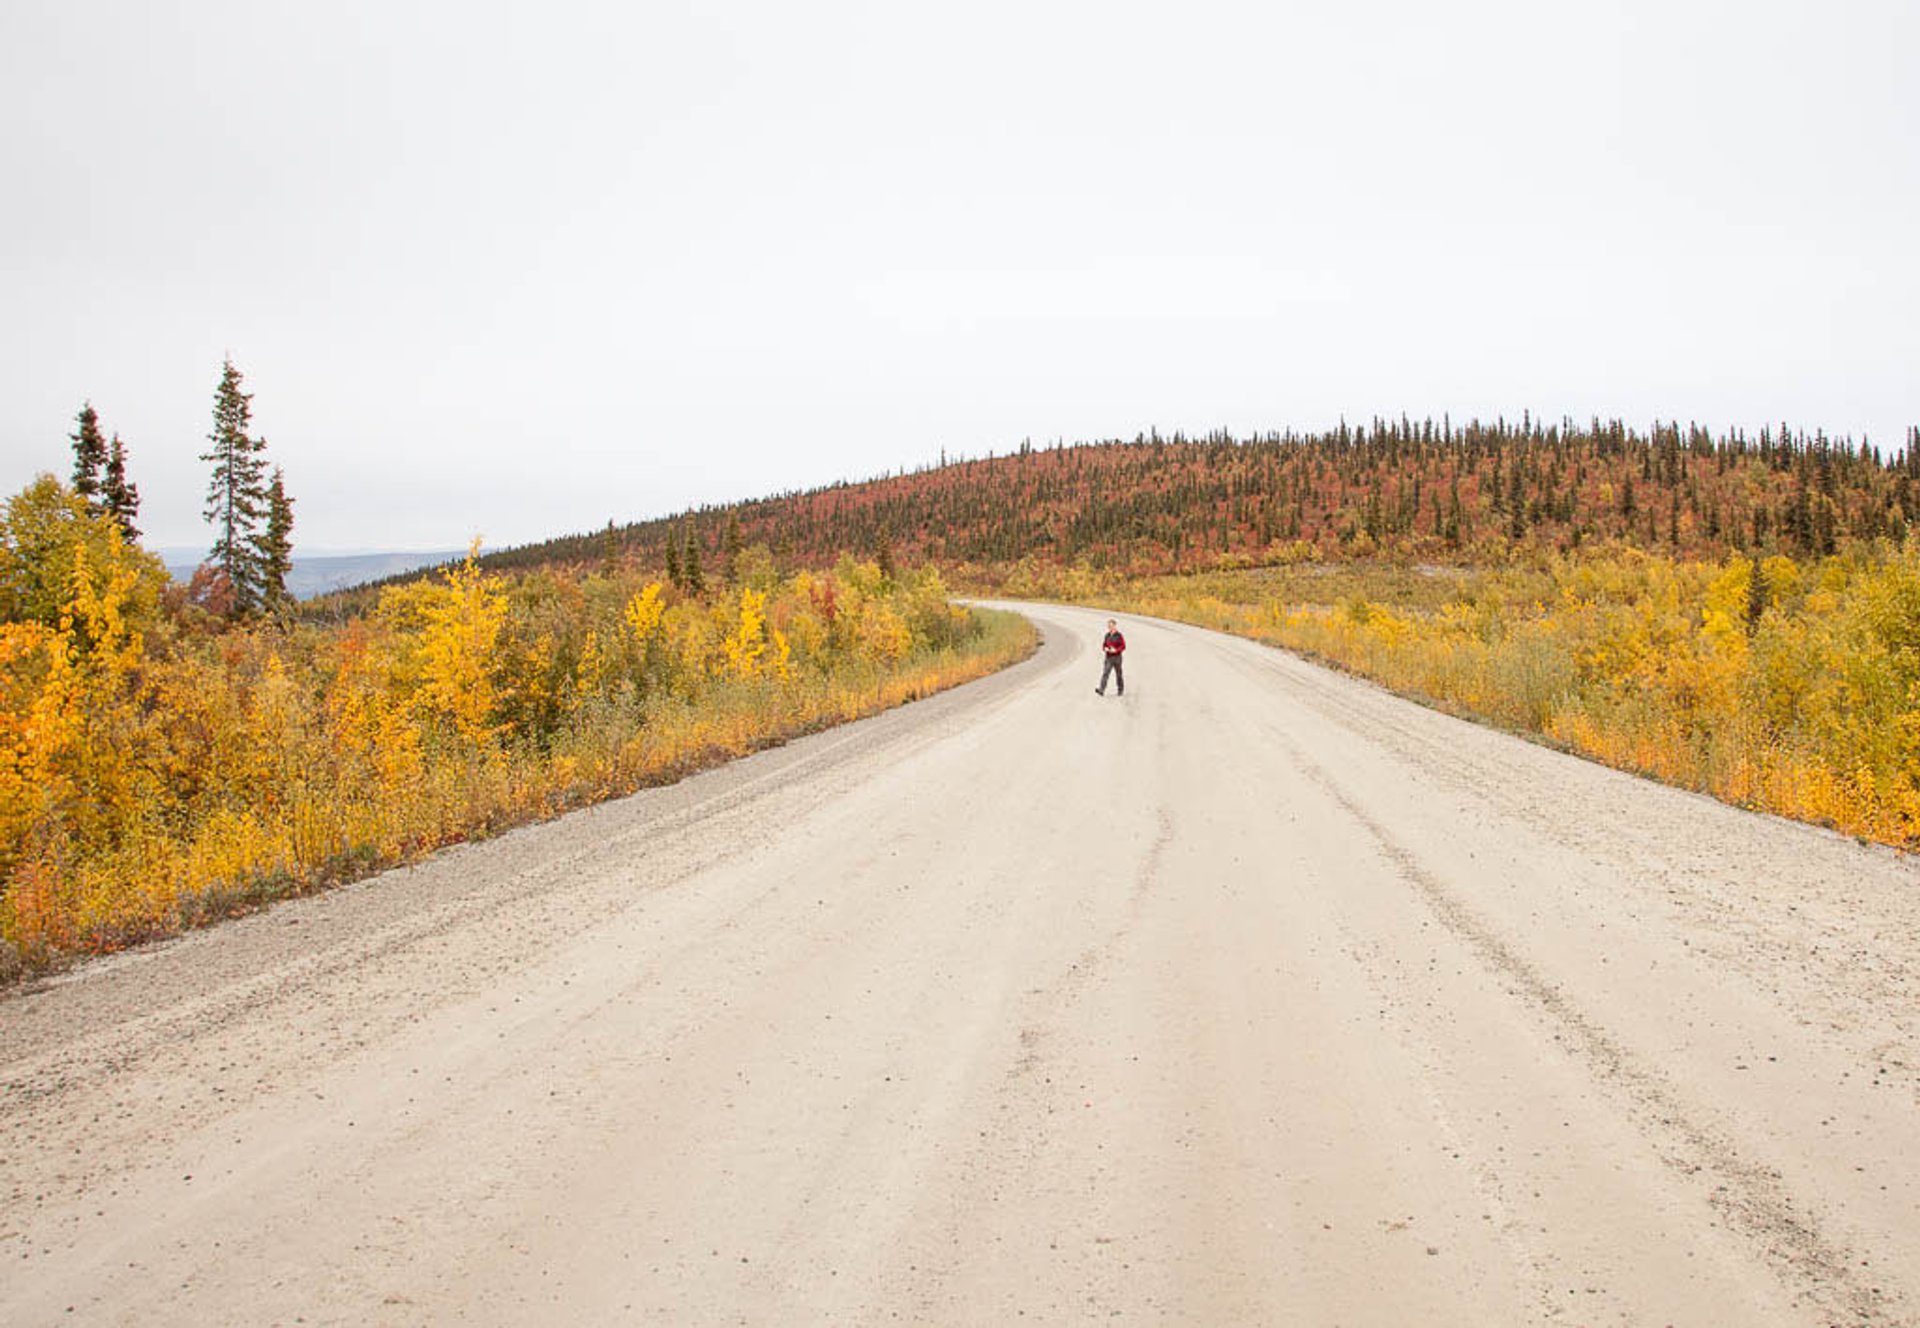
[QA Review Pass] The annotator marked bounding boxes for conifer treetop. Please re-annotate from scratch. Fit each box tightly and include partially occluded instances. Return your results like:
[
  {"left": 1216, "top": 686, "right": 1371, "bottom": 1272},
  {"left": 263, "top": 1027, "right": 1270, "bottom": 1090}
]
[{"left": 70, "top": 402, "right": 108, "bottom": 506}]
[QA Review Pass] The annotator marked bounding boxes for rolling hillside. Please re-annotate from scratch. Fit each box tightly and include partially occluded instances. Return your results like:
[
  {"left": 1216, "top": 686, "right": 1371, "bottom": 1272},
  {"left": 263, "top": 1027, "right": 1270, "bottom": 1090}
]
[{"left": 478, "top": 416, "right": 1919, "bottom": 581}]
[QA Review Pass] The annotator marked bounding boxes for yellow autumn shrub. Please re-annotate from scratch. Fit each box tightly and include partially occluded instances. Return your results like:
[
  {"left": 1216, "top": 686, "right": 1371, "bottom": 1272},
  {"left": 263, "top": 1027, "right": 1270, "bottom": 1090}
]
[
  {"left": 1035, "top": 540, "right": 1920, "bottom": 849},
  {"left": 0, "top": 519, "right": 1036, "bottom": 971}
]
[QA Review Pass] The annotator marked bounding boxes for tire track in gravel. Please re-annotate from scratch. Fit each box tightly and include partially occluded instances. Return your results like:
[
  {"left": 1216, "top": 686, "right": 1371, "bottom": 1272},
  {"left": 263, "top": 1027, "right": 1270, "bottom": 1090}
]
[{"left": 1280, "top": 726, "right": 1896, "bottom": 1326}]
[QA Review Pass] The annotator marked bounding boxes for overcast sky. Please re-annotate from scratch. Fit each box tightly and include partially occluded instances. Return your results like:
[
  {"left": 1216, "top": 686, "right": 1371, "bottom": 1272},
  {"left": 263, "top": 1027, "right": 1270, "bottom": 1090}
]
[{"left": 3, "top": 1, "right": 1914, "bottom": 553}]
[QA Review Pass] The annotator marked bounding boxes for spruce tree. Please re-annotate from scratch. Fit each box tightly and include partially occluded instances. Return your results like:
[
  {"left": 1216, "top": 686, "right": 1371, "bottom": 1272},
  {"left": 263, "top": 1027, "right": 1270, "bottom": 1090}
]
[
  {"left": 70, "top": 403, "right": 108, "bottom": 508},
  {"left": 201, "top": 359, "right": 272, "bottom": 613},
  {"left": 682, "top": 521, "right": 705, "bottom": 595},
  {"left": 102, "top": 434, "right": 141, "bottom": 541},
  {"left": 258, "top": 467, "right": 295, "bottom": 608},
  {"left": 722, "top": 510, "right": 744, "bottom": 585},
  {"left": 664, "top": 526, "right": 682, "bottom": 588}
]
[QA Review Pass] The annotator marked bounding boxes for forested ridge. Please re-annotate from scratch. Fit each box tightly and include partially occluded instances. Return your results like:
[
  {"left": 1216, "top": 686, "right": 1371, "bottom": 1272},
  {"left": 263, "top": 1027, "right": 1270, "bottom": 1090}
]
[{"left": 479, "top": 416, "right": 1920, "bottom": 580}]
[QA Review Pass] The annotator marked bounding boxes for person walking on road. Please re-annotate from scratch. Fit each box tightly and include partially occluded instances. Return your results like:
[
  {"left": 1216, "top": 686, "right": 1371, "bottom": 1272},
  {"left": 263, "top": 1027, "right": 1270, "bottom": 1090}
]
[{"left": 1096, "top": 619, "right": 1126, "bottom": 696}]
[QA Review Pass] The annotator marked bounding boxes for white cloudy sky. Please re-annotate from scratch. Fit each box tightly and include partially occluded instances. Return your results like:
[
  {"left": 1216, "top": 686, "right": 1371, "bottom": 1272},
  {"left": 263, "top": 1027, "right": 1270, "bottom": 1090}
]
[{"left": 2, "top": 1, "right": 1914, "bottom": 552}]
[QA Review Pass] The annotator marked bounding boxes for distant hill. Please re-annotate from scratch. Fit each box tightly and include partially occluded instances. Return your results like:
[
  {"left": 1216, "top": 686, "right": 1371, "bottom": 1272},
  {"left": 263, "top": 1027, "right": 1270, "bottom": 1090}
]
[
  {"left": 161, "top": 549, "right": 462, "bottom": 601},
  {"left": 474, "top": 416, "right": 1919, "bottom": 581}
]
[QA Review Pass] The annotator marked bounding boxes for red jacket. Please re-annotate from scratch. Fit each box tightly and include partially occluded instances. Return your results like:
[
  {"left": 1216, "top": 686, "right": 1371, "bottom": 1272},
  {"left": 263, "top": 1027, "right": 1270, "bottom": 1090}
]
[{"left": 1102, "top": 630, "right": 1126, "bottom": 656}]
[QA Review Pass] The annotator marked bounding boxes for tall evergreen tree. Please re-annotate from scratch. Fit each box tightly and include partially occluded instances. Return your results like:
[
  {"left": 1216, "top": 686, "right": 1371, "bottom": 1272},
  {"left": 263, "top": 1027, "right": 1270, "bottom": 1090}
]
[
  {"left": 258, "top": 467, "right": 295, "bottom": 608},
  {"left": 70, "top": 403, "right": 108, "bottom": 508},
  {"left": 600, "top": 519, "right": 620, "bottom": 574},
  {"left": 722, "top": 510, "right": 744, "bottom": 585},
  {"left": 201, "top": 359, "right": 272, "bottom": 613},
  {"left": 102, "top": 434, "right": 141, "bottom": 541},
  {"left": 664, "top": 525, "right": 682, "bottom": 588},
  {"left": 682, "top": 521, "right": 705, "bottom": 596}
]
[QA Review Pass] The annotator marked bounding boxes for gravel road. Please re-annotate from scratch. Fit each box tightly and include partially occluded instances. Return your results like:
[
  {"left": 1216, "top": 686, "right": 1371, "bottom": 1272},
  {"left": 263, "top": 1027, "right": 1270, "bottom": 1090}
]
[{"left": 4, "top": 602, "right": 1918, "bottom": 1325}]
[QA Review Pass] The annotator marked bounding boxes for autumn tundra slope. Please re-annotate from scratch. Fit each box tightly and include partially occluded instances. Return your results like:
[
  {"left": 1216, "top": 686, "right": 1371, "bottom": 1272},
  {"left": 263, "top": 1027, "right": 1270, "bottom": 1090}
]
[{"left": 4, "top": 604, "right": 1917, "bottom": 1325}]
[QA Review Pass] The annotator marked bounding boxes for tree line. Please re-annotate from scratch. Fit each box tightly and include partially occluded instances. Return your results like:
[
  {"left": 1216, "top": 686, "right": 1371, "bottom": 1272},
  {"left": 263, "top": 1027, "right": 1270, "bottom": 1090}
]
[{"left": 474, "top": 416, "right": 1920, "bottom": 582}]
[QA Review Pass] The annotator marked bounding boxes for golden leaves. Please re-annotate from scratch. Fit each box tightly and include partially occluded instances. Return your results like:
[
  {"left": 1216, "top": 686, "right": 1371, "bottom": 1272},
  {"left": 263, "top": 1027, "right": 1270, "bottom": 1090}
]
[
  {"left": 1, "top": 539, "right": 1018, "bottom": 968},
  {"left": 623, "top": 582, "right": 665, "bottom": 648}
]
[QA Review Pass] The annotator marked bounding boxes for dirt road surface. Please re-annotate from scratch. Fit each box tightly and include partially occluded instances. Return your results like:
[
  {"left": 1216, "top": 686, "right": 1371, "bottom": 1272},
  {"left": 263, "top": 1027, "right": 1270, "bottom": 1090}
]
[{"left": 4, "top": 603, "right": 1918, "bottom": 1326}]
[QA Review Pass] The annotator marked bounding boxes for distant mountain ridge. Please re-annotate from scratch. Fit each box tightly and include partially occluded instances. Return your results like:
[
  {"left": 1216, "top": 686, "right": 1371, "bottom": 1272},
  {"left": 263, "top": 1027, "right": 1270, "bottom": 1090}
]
[{"left": 159, "top": 549, "right": 461, "bottom": 601}]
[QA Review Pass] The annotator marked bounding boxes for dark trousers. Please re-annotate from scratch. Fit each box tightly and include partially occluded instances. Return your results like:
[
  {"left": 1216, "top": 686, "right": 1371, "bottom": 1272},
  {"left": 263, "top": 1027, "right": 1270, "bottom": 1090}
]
[{"left": 1098, "top": 654, "right": 1124, "bottom": 694}]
